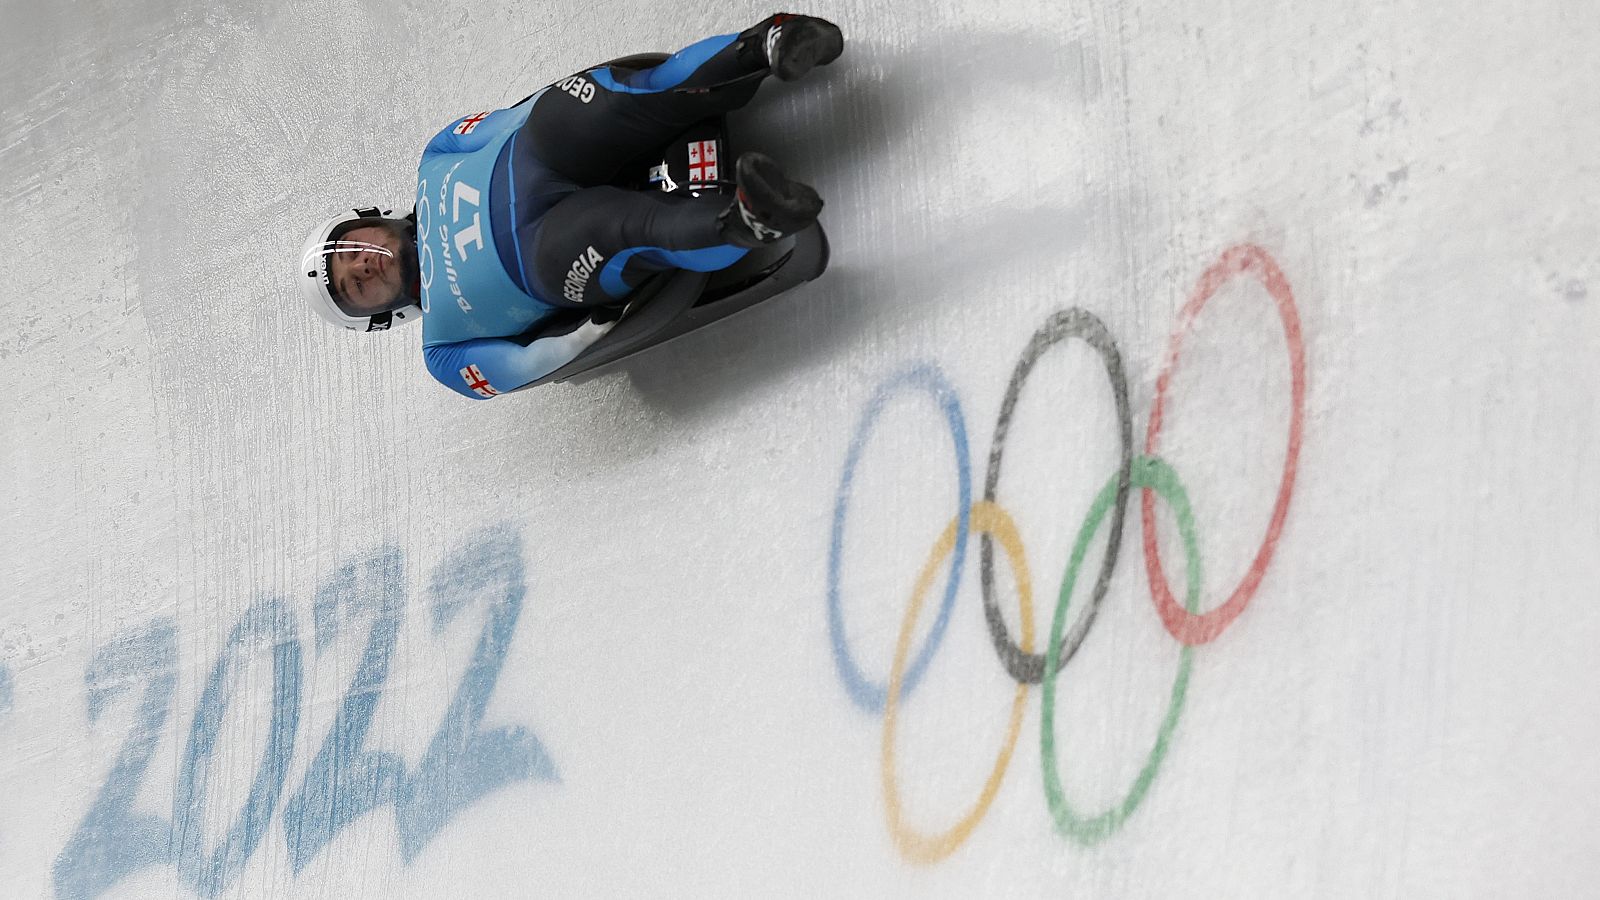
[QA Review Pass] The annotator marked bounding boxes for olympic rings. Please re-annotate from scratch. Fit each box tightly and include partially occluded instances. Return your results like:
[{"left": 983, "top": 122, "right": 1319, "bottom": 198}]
[
  {"left": 827, "top": 244, "right": 1305, "bottom": 863},
  {"left": 1041, "top": 456, "right": 1200, "bottom": 845},
  {"left": 828, "top": 364, "right": 972, "bottom": 713},
  {"left": 980, "top": 308, "right": 1133, "bottom": 684},
  {"left": 1142, "top": 244, "right": 1307, "bottom": 645},
  {"left": 882, "top": 501, "right": 1032, "bottom": 864}
]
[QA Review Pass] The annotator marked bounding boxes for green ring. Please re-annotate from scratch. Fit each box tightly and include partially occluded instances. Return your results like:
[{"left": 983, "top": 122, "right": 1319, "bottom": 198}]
[{"left": 1040, "top": 455, "right": 1203, "bottom": 845}]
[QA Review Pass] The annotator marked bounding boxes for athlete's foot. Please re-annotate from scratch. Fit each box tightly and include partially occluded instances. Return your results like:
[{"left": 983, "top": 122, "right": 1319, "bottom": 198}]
[
  {"left": 740, "top": 14, "right": 844, "bottom": 81},
  {"left": 718, "top": 152, "right": 823, "bottom": 247}
]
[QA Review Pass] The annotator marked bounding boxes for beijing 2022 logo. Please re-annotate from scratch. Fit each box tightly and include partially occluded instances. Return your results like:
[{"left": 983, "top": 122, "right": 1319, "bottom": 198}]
[{"left": 826, "top": 244, "right": 1307, "bottom": 863}]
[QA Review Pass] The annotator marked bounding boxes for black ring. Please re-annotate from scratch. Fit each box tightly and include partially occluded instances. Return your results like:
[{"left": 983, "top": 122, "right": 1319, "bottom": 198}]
[{"left": 979, "top": 308, "right": 1133, "bottom": 684}]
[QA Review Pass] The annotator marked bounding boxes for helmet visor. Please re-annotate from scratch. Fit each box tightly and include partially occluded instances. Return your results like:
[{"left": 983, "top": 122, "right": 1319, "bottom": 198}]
[{"left": 313, "top": 218, "right": 418, "bottom": 318}]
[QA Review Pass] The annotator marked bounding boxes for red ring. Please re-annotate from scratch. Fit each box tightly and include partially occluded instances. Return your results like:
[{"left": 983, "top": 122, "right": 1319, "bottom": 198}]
[{"left": 1142, "top": 244, "right": 1306, "bottom": 645}]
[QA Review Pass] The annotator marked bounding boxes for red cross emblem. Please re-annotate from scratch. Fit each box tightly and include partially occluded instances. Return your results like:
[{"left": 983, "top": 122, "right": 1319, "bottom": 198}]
[
  {"left": 687, "top": 140, "right": 718, "bottom": 184},
  {"left": 460, "top": 364, "right": 498, "bottom": 398},
  {"left": 454, "top": 111, "right": 491, "bottom": 135}
]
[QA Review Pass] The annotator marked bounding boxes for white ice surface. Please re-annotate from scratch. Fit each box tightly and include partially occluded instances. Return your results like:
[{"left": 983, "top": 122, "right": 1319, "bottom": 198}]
[{"left": 3, "top": 0, "right": 1599, "bottom": 897}]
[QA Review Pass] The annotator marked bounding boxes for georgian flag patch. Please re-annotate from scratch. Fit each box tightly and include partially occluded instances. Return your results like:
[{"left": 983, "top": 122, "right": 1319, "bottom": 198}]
[
  {"left": 687, "top": 140, "right": 718, "bottom": 184},
  {"left": 454, "top": 111, "right": 491, "bottom": 135},
  {"left": 460, "top": 364, "right": 498, "bottom": 398}
]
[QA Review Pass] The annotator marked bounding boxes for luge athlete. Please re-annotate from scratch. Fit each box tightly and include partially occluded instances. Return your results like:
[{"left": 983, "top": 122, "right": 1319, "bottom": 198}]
[{"left": 297, "top": 13, "right": 843, "bottom": 399}]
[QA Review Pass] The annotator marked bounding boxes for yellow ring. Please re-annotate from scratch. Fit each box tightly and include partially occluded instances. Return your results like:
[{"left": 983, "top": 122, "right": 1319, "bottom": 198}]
[{"left": 881, "top": 500, "right": 1035, "bottom": 864}]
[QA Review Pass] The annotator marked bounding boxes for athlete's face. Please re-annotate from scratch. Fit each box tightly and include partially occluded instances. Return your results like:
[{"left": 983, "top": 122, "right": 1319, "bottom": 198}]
[{"left": 328, "top": 225, "right": 405, "bottom": 313}]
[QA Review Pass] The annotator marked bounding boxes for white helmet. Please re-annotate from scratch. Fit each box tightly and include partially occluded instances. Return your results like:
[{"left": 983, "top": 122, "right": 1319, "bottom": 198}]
[{"left": 298, "top": 206, "right": 423, "bottom": 331}]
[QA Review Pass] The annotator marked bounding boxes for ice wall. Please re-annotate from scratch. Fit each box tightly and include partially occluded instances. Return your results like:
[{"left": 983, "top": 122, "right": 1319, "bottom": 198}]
[{"left": 3, "top": 0, "right": 1598, "bottom": 897}]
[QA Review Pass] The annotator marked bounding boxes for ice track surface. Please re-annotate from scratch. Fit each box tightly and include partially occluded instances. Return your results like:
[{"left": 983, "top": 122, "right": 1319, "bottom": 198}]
[{"left": 3, "top": 0, "right": 1599, "bottom": 897}]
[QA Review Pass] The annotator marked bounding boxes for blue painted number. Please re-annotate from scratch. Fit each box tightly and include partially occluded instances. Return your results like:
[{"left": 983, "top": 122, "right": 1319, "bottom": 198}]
[
  {"left": 52, "top": 620, "right": 179, "bottom": 900},
  {"left": 395, "top": 525, "right": 558, "bottom": 860},
  {"left": 171, "top": 595, "right": 302, "bottom": 898},
  {"left": 281, "top": 546, "right": 407, "bottom": 870}
]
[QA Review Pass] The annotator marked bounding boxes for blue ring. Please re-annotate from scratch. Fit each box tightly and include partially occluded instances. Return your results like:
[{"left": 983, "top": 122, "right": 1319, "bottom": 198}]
[{"left": 828, "top": 364, "right": 972, "bottom": 713}]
